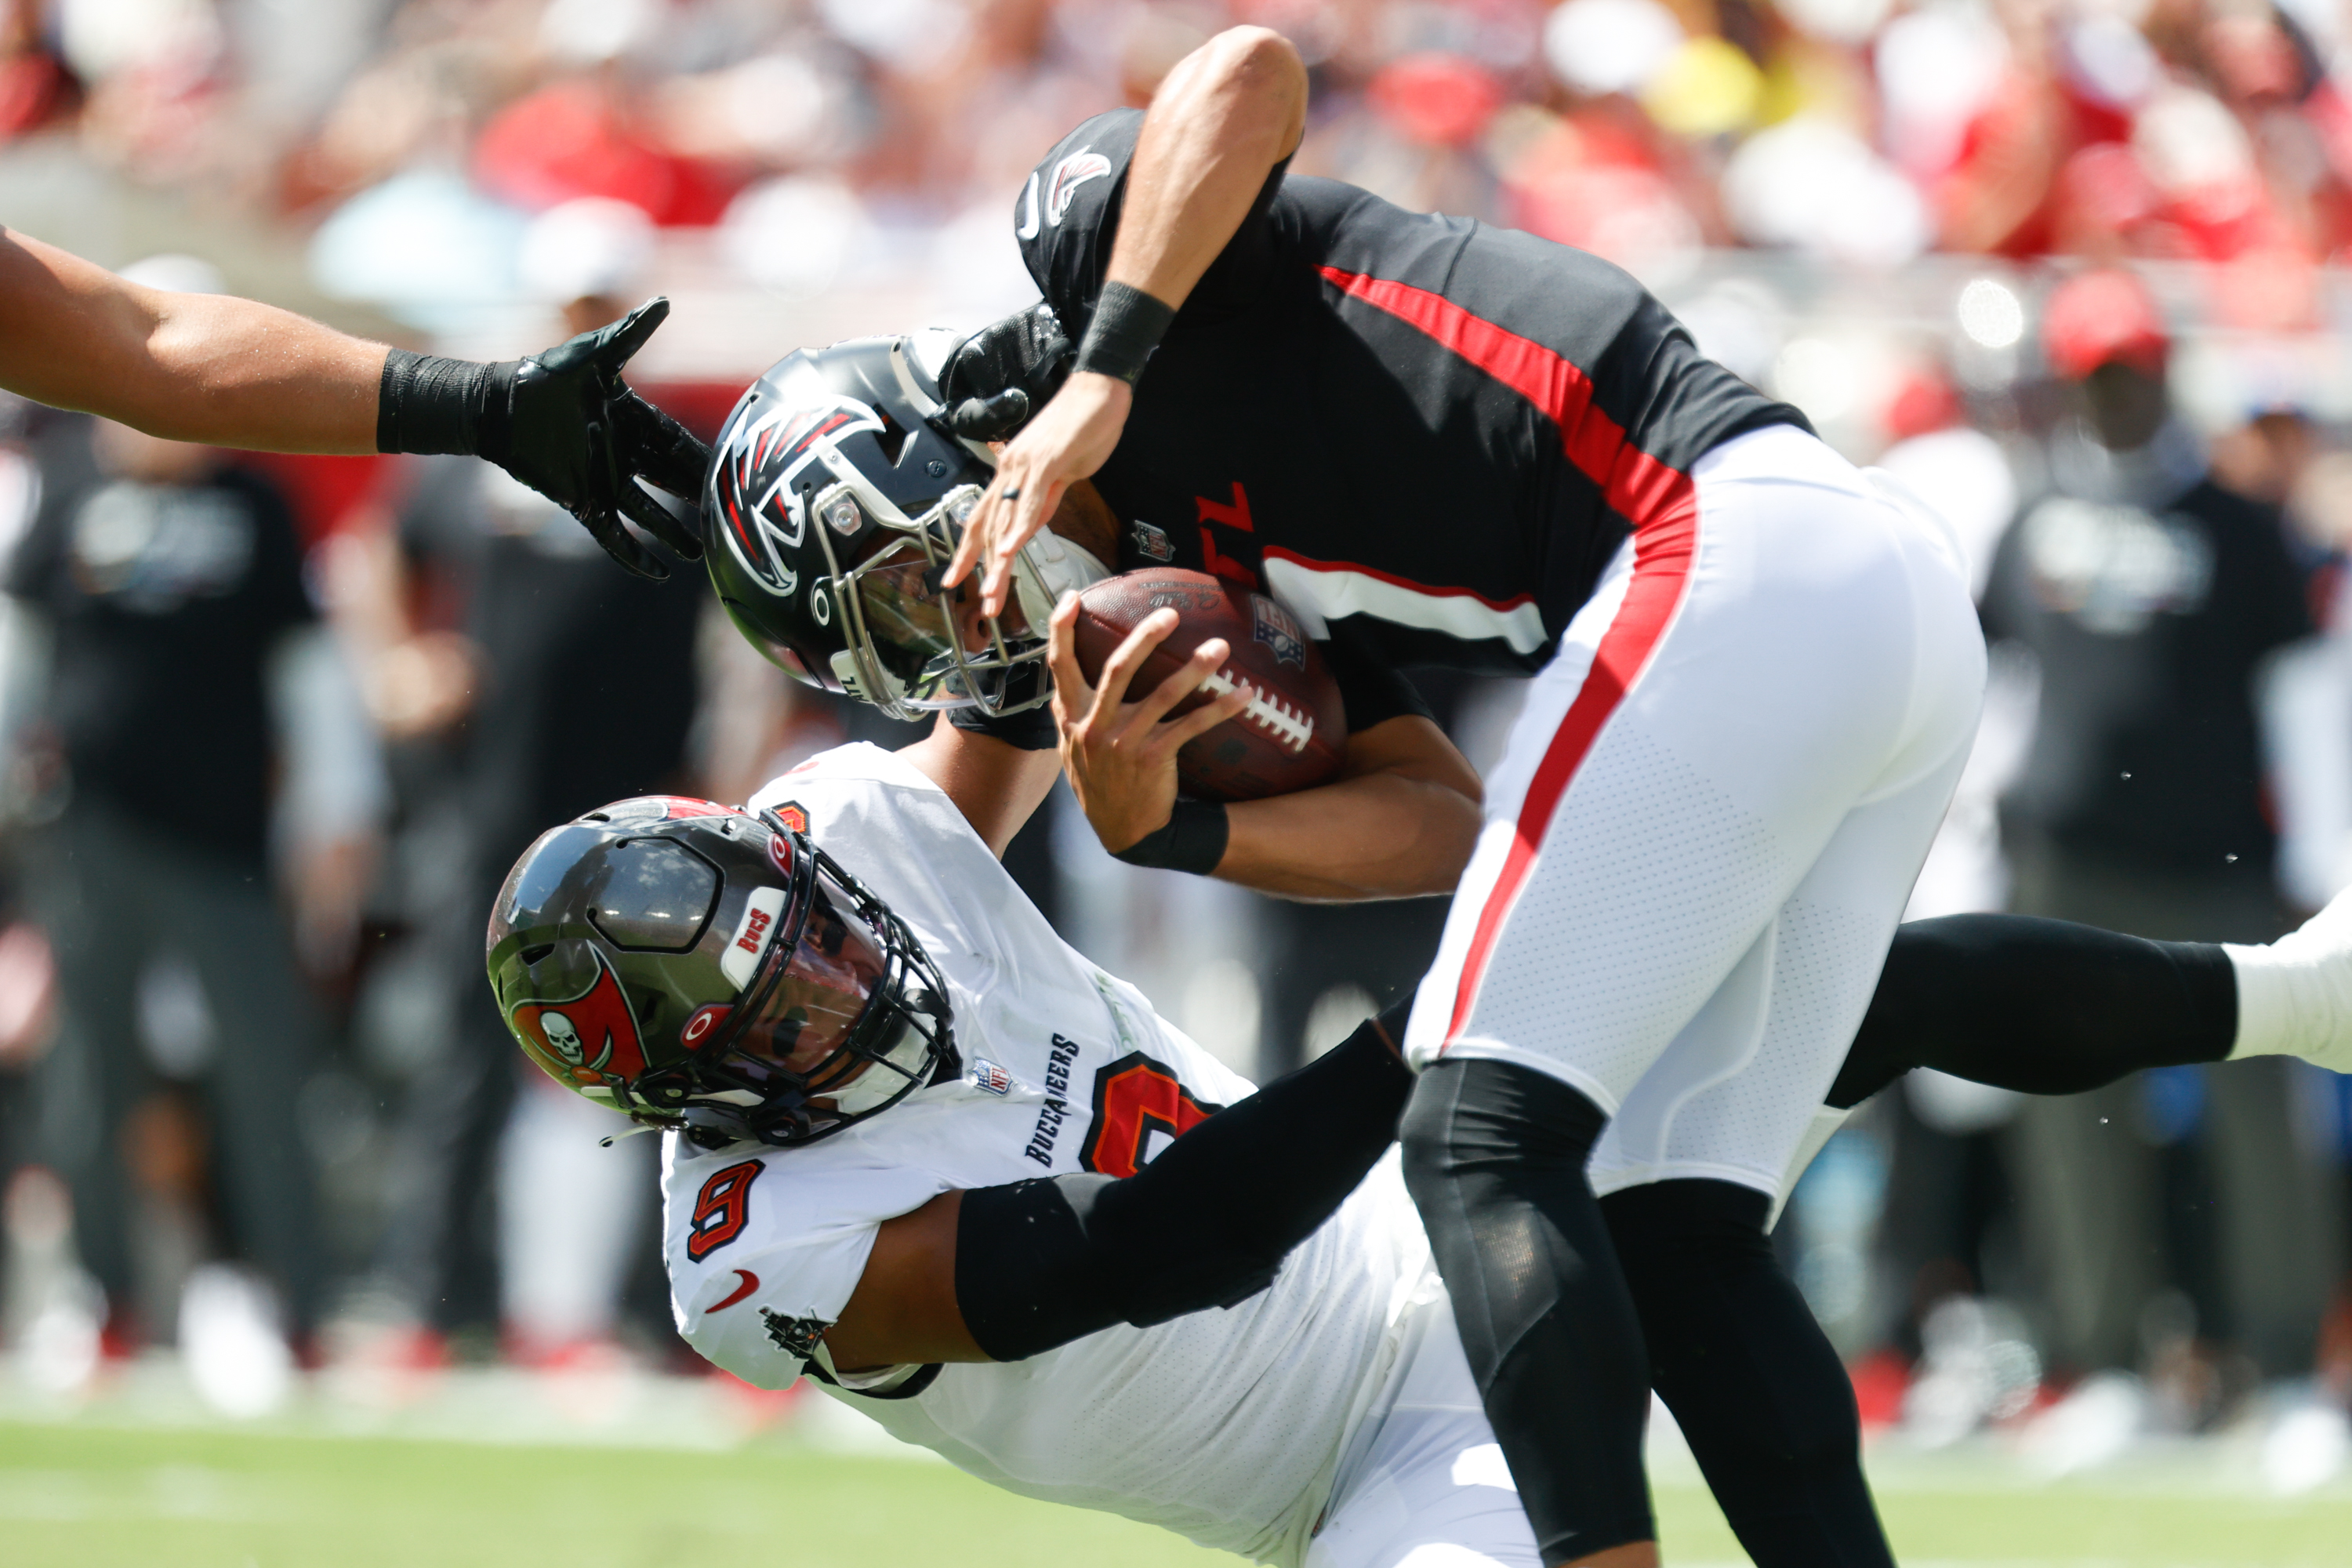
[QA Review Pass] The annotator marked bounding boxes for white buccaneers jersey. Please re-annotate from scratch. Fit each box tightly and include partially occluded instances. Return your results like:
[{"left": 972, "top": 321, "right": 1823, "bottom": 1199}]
[{"left": 664, "top": 743, "right": 1435, "bottom": 1566}]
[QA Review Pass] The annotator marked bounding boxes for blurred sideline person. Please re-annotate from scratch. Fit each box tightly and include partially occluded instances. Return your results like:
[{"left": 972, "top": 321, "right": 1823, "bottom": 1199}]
[
  {"left": 4, "top": 314, "right": 383, "bottom": 1356},
  {"left": 0, "top": 225, "right": 707, "bottom": 583},
  {"left": 1982, "top": 269, "right": 2335, "bottom": 1391},
  {"left": 485, "top": 709, "right": 2352, "bottom": 1568},
  {"left": 348, "top": 203, "right": 705, "bottom": 1359}
]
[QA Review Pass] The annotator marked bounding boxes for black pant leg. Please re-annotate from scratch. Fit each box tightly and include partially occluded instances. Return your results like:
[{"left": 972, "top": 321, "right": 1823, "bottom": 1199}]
[{"left": 1604, "top": 1179, "right": 1894, "bottom": 1568}]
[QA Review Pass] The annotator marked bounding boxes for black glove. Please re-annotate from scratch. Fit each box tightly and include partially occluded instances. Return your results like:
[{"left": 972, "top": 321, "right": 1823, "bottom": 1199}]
[
  {"left": 939, "top": 302, "right": 1073, "bottom": 441},
  {"left": 377, "top": 297, "right": 711, "bottom": 581}
]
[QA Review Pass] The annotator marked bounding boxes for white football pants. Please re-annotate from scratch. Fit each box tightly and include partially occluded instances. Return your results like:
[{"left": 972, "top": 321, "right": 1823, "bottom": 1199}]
[
  {"left": 1404, "top": 424, "right": 1985, "bottom": 1202},
  {"left": 1308, "top": 1295, "right": 1540, "bottom": 1568}
]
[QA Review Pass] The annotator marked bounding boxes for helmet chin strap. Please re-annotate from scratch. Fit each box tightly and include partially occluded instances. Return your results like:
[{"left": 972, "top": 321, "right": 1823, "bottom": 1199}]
[{"left": 1011, "top": 530, "right": 1111, "bottom": 635}]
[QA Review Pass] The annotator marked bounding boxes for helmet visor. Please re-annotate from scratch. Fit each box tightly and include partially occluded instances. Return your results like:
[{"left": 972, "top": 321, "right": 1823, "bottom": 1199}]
[{"left": 725, "top": 867, "right": 891, "bottom": 1088}]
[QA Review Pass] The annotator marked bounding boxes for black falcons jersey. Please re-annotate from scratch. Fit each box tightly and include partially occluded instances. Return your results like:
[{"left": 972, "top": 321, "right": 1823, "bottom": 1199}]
[{"left": 1021, "top": 109, "right": 1806, "bottom": 691}]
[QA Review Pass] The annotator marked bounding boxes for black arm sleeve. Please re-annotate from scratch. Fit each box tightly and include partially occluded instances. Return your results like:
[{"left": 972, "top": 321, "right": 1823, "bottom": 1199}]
[{"left": 955, "top": 993, "right": 1415, "bottom": 1361}]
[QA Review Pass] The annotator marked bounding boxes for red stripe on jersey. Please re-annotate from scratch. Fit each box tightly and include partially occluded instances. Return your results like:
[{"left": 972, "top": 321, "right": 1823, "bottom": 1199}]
[
  {"left": 1312, "top": 266, "right": 1700, "bottom": 1044},
  {"left": 1316, "top": 267, "right": 1694, "bottom": 532},
  {"left": 1258, "top": 545, "right": 1537, "bottom": 613}
]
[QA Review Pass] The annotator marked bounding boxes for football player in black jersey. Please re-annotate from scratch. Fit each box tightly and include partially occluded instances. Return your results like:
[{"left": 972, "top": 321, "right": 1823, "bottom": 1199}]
[
  {"left": 932, "top": 27, "right": 1976, "bottom": 1568},
  {"left": 0, "top": 226, "right": 706, "bottom": 580},
  {"left": 690, "top": 30, "right": 2352, "bottom": 1567}
]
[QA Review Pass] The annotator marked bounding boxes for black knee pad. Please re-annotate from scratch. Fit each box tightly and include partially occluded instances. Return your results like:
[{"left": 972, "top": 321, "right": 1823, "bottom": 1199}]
[
  {"left": 1400, "top": 1059, "right": 1656, "bottom": 1563},
  {"left": 1397, "top": 1055, "right": 1609, "bottom": 1178}
]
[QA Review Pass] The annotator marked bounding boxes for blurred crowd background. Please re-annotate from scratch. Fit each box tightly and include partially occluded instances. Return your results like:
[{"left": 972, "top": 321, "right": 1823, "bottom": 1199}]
[{"left": 1, "top": 0, "right": 2351, "bottom": 1479}]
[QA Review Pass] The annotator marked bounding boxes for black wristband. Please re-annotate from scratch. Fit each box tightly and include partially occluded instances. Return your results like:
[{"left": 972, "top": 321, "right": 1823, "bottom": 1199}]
[
  {"left": 376, "top": 350, "right": 515, "bottom": 459},
  {"left": 1110, "top": 799, "right": 1228, "bottom": 874},
  {"left": 1071, "top": 282, "right": 1176, "bottom": 387},
  {"left": 948, "top": 701, "right": 1059, "bottom": 752}
]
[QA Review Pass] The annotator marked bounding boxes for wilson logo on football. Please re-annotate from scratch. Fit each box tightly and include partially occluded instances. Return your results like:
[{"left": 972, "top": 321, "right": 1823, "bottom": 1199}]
[
  {"left": 510, "top": 951, "right": 648, "bottom": 1091},
  {"left": 720, "top": 886, "right": 790, "bottom": 989}
]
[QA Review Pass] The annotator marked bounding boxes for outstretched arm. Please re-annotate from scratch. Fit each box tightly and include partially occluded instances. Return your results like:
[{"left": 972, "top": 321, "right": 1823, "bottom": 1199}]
[
  {"left": 947, "top": 27, "right": 1308, "bottom": 615},
  {"left": 0, "top": 227, "right": 710, "bottom": 581},
  {"left": 0, "top": 227, "right": 384, "bottom": 452},
  {"left": 895, "top": 715, "right": 1065, "bottom": 858},
  {"left": 820, "top": 998, "right": 1414, "bottom": 1373}
]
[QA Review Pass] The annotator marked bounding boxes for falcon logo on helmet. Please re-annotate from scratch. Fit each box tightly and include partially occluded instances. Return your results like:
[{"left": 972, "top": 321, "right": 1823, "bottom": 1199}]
[
  {"left": 1047, "top": 151, "right": 1112, "bottom": 225},
  {"left": 702, "top": 334, "right": 1112, "bottom": 722},
  {"left": 717, "top": 398, "right": 882, "bottom": 595},
  {"left": 488, "top": 798, "right": 957, "bottom": 1150}
]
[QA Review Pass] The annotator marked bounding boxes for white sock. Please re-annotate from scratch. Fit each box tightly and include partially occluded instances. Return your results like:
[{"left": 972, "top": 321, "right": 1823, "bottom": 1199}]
[{"left": 2224, "top": 942, "right": 2296, "bottom": 1059}]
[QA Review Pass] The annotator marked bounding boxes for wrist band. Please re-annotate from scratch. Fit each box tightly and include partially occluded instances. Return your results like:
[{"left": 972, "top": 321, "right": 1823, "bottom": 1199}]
[
  {"left": 377, "top": 350, "right": 515, "bottom": 459},
  {"left": 1072, "top": 281, "right": 1176, "bottom": 387},
  {"left": 948, "top": 701, "right": 1059, "bottom": 752},
  {"left": 1110, "top": 798, "right": 1229, "bottom": 874}
]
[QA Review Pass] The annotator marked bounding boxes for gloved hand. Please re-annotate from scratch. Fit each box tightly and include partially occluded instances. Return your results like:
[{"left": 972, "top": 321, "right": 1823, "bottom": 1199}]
[
  {"left": 939, "top": 302, "right": 1073, "bottom": 442},
  {"left": 377, "top": 297, "right": 711, "bottom": 581}
]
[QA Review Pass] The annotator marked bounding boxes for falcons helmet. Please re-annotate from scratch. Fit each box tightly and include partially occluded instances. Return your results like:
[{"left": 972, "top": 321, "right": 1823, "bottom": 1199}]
[
  {"left": 701, "top": 330, "right": 1108, "bottom": 720},
  {"left": 486, "top": 795, "right": 955, "bottom": 1149}
]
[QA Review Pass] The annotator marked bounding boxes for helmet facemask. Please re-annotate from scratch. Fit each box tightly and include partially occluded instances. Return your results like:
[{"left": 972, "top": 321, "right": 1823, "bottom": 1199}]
[
  {"left": 491, "top": 799, "right": 956, "bottom": 1152},
  {"left": 810, "top": 474, "right": 1107, "bottom": 721},
  {"left": 619, "top": 814, "right": 955, "bottom": 1148}
]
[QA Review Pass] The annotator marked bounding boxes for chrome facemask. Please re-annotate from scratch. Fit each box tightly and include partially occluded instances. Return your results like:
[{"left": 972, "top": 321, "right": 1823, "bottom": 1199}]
[{"left": 812, "top": 479, "right": 1109, "bottom": 721}]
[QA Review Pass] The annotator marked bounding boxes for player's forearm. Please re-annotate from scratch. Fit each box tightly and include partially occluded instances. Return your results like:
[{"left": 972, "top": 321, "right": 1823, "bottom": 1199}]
[
  {"left": 132, "top": 292, "right": 385, "bottom": 452},
  {"left": 1218, "top": 771, "right": 1481, "bottom": 900},
  {"left": 1105, "top": 27, "right": 1305, "bottom": 312},
  {"left": 0, "top": 229, "right": 384, "bottom": 452},
  {"left": 899, "top": 716, "right": 1065, "bottom": 858}
]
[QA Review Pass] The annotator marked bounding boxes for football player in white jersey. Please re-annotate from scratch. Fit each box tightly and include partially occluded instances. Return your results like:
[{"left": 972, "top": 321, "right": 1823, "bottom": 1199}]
[{"left": 487, "top": 669, "right": 2352, "bottom": 1568}]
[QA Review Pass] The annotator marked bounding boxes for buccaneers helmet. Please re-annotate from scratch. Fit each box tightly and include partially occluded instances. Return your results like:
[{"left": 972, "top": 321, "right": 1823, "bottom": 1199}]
[
  {"left": 485, "top": 795, "right": 955, "bottom": 1149},
  {"left": 701, "top": 330, "right": 1108, "bottom": 720}
]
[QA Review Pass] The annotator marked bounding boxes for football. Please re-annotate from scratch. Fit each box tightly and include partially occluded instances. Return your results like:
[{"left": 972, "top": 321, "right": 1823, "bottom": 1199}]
[{"left": 1068, "top": 568, "right": 1348, "bottom": 802}]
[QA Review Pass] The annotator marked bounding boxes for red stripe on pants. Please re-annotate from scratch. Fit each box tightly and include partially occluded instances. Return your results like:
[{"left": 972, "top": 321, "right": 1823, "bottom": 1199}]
[
  {"left": 1310, "top": 267, "right": 1704, "bottom": 1044},
  {"left": 1444, "top": 495, "right": 1696, "bottom": 1041}
]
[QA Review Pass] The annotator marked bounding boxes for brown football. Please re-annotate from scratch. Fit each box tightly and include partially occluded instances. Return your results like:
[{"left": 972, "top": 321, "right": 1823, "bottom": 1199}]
[{"left": 1069, "top": 568, "right": 1348, "bottom": 802}]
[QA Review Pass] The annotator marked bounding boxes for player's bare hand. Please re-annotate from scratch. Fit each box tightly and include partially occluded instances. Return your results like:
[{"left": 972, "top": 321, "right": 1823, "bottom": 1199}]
[
  {"left": 1048, "top": 597, "right": 1250, "bottom": 853},
  {"left": 947, "top": 372, "right": 1132, "bottom": 619}
]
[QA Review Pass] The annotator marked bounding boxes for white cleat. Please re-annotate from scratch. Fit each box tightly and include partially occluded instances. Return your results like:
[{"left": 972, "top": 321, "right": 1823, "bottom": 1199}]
[{"left": 2227, "top": 884, "right": 2352, "bottom": 1073}]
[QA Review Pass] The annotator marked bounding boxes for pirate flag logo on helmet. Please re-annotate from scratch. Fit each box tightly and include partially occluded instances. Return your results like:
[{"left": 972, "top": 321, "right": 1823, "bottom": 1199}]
[{"left": 510, "top": 949, "right": 648, "bottom": 1091}]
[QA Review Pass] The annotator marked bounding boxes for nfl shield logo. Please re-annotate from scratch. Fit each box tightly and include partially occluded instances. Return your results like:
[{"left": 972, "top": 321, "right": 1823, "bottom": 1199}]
[
  {"left": 1250, "top": 595, "right": 1308, "bottom": 670},
  {"left": 968, "top": 1058, "right": 1013, "bottom": 1097},
  {"left": 1130, "top": 521, "right": 1176, "bottom": 563}
]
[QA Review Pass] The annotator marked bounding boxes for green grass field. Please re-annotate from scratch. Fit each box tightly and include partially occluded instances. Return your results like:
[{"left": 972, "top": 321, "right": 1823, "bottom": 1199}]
[{"left": 7, "top": 1417, "right": 2352, "bottom": 1567}]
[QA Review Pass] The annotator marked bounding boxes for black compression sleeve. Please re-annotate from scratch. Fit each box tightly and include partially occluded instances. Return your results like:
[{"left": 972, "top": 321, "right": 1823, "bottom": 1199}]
[
  {"left": 1829, "top": 914, "right": 2236, "bottom": 1110},
  {"left": 956, "top": 996, "right": 1414, "bottom": 1361}
]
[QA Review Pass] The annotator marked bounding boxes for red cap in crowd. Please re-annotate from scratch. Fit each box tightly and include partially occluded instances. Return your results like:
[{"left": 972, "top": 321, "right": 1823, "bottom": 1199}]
[{"left": 2042, "top": 269, "right": 2170, "bottom": 381}]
